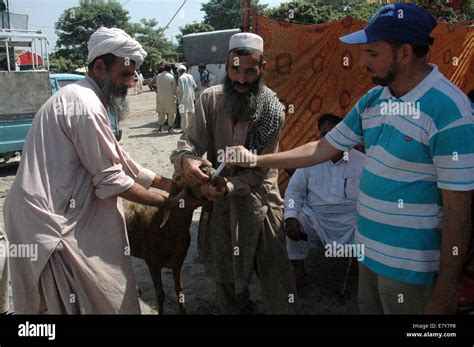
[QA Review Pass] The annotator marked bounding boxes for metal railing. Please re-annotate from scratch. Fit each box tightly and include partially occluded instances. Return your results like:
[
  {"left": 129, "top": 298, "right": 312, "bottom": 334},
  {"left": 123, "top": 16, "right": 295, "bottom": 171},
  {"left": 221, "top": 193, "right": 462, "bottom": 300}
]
[{"left": 0, "top": 28, "right": 50, "bottom": 71}]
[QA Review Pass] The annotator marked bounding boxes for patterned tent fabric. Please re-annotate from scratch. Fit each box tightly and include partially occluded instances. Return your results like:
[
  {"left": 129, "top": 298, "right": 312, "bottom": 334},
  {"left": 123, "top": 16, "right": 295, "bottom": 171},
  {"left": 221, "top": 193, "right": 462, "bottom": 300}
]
[{"left": 254, "top": 14, "right": 474, "bottom": 193}]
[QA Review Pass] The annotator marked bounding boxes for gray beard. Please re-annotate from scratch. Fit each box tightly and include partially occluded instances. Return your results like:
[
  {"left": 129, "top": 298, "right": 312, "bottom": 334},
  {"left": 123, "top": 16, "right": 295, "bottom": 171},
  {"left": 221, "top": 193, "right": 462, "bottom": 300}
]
[
  {"left": 223, "top": 75, "right": 263, "bottom": 122},
  {"left": 100, "top": 75, "right": 129, "bottom": 122}
]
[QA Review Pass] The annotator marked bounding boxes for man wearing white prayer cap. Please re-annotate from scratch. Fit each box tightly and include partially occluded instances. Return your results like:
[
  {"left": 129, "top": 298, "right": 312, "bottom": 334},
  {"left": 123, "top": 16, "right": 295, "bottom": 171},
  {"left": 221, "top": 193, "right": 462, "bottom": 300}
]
[
  {"left": 3, "top": 27, "right": 199, "bottom": 314},
  {"left": 171, "top": 31, "right": 298, "bottom": 314},
  {"left": 228, "top": 32, "right": 264, "bottom": 53}
]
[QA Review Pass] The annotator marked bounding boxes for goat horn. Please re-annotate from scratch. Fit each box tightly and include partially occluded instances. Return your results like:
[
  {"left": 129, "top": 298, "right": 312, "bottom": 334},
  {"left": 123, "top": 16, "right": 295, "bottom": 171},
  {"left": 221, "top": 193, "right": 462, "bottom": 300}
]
[{"left": 160, "top": 209, "right": 171, "bottom": 229}]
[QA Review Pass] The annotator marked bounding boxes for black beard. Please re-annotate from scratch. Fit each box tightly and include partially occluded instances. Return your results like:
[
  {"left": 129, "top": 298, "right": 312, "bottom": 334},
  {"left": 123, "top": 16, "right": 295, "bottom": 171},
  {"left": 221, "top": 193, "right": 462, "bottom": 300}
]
[
  {"left": 223, "top": 74, "right": 263, "bottom": 122},
  {"left": 371, "top": 61, "right": 399, "bottom": 87},
  {"left": 100, "top": 74, "right": 129, "bottom": 122}
]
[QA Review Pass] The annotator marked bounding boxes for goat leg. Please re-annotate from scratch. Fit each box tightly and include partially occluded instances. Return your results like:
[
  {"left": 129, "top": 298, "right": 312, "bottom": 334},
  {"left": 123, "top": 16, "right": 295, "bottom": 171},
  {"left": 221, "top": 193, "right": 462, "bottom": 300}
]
[
  {"left": 149, "top": 265, "right": 165, "bottom": 315},
  {"left": 173, "top": 267, "right": 187, "bottom": 315}
]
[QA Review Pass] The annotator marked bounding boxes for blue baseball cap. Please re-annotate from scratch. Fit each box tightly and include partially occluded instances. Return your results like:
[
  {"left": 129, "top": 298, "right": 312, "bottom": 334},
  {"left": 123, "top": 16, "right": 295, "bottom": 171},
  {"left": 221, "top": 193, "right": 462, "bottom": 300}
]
[{"left": 339, "top": 4, "right": 437, "bottom": 46}]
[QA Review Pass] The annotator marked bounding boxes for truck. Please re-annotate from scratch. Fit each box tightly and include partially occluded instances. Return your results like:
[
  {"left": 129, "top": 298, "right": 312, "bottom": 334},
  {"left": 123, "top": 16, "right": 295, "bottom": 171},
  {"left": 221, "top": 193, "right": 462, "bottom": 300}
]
[
  {"left": 182, "top": 28, "right": 240, "bottom": 93},
  {"left": 0, "top": 29, "right": 121, "bottom": 164},
  {"left": 0, "top": 29, "right": 51, "bottom": 163}
]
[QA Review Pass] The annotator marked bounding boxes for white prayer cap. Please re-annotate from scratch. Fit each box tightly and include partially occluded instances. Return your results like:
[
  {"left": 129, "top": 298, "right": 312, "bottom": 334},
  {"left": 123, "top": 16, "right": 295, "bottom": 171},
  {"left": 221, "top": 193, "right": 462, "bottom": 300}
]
[
  {"left": 177, "top": 65, "right": 187, "bottom": 72},
  {"left": 228, "top": 33, "right": 263, "bottom": 53},
  {"left": 87, "top": 27, "right": 147, "bottom": 68}
]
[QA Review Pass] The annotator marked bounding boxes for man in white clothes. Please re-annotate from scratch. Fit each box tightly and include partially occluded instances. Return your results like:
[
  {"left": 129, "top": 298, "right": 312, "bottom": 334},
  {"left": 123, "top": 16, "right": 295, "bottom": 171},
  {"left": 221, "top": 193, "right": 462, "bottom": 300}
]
[
  {"left": 177, "top": 65, "right": 197, "bottom": 131},
  {"left": 3, "top": 27, "right": 196, "bottom": 314},
  {"left": 284, "top": 114, "right": 365, "bottom": 287}
]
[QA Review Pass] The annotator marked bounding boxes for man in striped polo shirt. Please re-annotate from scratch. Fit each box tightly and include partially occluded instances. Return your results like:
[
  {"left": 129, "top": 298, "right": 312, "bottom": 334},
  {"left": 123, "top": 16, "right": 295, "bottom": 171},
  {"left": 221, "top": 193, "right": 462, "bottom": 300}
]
[{"left": 225, "top": 4, "right": 473, "bottom": 314}]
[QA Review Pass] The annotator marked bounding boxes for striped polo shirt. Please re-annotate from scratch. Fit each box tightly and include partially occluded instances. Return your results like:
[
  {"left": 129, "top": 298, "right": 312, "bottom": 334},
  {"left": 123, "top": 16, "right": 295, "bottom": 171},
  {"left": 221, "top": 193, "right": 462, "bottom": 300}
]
[{"left": 326, "top": 64, "right": 474, "bottom": 285}]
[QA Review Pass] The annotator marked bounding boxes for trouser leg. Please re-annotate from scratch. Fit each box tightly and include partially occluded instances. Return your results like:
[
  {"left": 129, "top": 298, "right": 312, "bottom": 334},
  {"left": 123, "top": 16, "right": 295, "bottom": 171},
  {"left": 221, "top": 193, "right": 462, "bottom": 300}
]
[
  {"left": 215, "top": 281, "right": 250, "bottom": 314},
  {"left": 357, "top": 263, "right": 384, "bottom": 314}
]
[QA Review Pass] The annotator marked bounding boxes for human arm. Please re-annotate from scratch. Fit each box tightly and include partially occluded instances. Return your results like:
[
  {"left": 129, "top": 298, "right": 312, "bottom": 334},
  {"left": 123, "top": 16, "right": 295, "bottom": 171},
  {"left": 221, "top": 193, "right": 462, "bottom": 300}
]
[
  {"left": 226, "top": 138, "right": 341, "bottom": 169},
  {"left": 424, "top": 189, "right": 472, "bottom": 314}
]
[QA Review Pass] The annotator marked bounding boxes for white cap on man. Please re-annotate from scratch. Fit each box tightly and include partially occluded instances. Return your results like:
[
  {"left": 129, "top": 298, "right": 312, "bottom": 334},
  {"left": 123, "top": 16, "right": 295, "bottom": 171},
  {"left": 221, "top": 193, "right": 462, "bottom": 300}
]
[{"left": 228, "top": 33, "right": 264, "bottom": 53}]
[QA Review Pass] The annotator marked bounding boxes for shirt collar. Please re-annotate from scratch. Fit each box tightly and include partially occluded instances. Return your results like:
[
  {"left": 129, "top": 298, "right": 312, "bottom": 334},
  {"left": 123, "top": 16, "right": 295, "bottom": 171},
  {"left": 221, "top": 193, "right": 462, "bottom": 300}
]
[
  {"left": 330, "top": 155, "right": 346, "bottom": 166},
  {"left": 379, "top": 64, "right": 443, "bottom": 102}
]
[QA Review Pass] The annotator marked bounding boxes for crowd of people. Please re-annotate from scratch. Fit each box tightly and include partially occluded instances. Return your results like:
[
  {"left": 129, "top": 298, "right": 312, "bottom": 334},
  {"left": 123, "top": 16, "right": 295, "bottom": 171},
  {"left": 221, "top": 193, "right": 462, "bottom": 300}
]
[{"left": 0, "top": 3, "right": 473, "bottom": 315}]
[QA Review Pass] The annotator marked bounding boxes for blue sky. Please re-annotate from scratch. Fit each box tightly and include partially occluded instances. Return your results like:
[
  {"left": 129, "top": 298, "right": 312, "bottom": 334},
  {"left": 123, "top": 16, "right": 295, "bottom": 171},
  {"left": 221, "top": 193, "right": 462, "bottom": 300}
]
[{"left": 10, "top": 0, "right": 285, "bottom": 51}]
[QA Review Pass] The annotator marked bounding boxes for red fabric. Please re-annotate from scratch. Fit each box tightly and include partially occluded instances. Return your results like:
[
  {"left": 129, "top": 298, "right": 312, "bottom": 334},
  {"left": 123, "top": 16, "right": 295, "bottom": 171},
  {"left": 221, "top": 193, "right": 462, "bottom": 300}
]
[
  {"left": 17, "top": 52, "right": 43, "bottom": 66},
  {"left": 255, "top": 14, "right": 474, "bottom": 193}
]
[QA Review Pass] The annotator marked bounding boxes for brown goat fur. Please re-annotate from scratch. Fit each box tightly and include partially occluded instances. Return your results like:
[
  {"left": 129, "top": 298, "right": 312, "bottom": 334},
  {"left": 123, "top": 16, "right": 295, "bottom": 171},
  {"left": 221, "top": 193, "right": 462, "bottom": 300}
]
[{"left": 123, "top": 165, "right": 222, "bottom": 314}]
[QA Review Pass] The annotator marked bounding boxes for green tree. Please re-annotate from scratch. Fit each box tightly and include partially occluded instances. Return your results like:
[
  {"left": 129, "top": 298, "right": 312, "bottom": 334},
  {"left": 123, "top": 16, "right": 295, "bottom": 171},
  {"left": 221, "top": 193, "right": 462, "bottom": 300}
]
[
  {"left": 53, "top": 0, "right": 173, "bottom": 76},
  {"left": 461, "top": 0, "right": 474, "bottom": 20},
  {"left": 49, "top": 53, "right": 82, "bottom": 73},
  {"left": 264, "top": 0, "right": 379, "bottom": 24},
  {"left": 201, "top": 0, "right": 267, "bottom": 30},
  {"left": 264, "top": 0, "right": 467, "bottom": 24},
  {"left": 54, "top": 0, "right": 130, "bottom": 68},
  {"left": 175, "top": 21, "right": 215, "bottom": 53},
  {"left": 418, "top": 0, "right": 467, "bottom": 23},
  {"left": 128, "top": 18, "right": 173, "bottom": 77}
]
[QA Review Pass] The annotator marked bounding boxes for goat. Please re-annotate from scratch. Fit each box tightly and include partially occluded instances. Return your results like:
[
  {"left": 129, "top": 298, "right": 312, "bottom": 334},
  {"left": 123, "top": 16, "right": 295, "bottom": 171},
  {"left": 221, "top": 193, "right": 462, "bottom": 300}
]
[{"left": 124, "top": 166, "right": 222, "bottom": 314}]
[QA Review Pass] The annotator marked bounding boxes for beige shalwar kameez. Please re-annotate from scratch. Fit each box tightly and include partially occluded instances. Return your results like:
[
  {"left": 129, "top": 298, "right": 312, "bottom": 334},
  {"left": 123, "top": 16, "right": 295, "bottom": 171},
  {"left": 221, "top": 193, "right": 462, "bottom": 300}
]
[
  {"left": 3, "top": 76, "right": 156, "bottom": 314},
  {"left": 172, "top": 85, "right": 297, "bottom": 314},
  {"left": 155, "top": 71, "right": 177, "bottom": 126}
]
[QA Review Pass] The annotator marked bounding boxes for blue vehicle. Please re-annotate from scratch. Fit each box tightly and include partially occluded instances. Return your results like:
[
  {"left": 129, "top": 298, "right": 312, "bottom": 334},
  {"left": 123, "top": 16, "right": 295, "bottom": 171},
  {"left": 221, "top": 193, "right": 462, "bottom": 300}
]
[{"left": 49, "top": 73, "right": 122, "bottom": 141}]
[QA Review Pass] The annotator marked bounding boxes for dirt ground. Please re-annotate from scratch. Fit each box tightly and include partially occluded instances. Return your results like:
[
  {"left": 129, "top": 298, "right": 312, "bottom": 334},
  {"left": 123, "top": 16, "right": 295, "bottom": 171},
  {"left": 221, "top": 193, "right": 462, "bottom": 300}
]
[{"left": 0, "top": 89, "right": 359, "bottom": 315}]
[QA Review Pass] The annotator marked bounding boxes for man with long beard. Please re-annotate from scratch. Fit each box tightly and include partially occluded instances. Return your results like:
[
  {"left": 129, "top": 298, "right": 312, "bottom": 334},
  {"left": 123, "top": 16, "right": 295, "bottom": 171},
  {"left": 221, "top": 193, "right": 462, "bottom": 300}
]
[
  {"left": 171, "top": 33, "right": 297, "bottom": 314},
  {"left": 226, "top": 4, "right": 473, "bottom": 314},
  {"left": 3, "top": 27, "right": 196, "bottom": 314}
]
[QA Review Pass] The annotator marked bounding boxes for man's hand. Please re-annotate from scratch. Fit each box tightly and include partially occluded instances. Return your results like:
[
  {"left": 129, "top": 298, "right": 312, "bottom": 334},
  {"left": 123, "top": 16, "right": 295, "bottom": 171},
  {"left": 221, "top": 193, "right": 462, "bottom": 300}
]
[
  {"left": 182, "top": 154, "right": 212, "bottom": 185},
  {"left": 423, "top": 189, "right": 472, "bottom": 314},
  {"left": 225, "top": 145, "right": 257, "bottom": 168},
  {"left": 424, "top": 291, "right": 457, "bottom": 314},
  {"left": 284, "top": 218, "right": 307, "bottom": 241}
]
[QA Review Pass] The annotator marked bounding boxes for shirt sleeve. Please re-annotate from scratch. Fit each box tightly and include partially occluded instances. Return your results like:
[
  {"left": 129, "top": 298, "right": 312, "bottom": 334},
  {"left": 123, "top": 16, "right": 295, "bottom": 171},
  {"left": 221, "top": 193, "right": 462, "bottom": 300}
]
[
  {"left": 171, "top": 90, "right": 210, "bottom": 170},
  {"left": 284, "top": 168, "right": 308, "bottom": 220},
  {"left": 172, "top": 76, "right": 178, "bottom": 96},
  {"left": 326, "top": 99, "right": 364, "bottom": 152},
  {"left": 70, "top": 105, "right": 135, "bottom": 200},
  {"left": 429, "top": 107, "right": 474, "bottom": 191},
  {"left": 117, "top": 147, "right": 156, "bottom": 189},
  {"left": 177, "top": 77, "right": 184, "bottom": 104}
]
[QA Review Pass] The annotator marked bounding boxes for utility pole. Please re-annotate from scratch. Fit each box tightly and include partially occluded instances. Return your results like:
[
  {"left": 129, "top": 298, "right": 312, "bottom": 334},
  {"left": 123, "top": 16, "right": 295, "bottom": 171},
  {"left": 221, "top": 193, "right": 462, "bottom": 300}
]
[
  {"left": 6, "top": 0, "right": 10, "bottom": 29},
  {"left": 243, "top": 0, "right": 250, "bottom": 32}
]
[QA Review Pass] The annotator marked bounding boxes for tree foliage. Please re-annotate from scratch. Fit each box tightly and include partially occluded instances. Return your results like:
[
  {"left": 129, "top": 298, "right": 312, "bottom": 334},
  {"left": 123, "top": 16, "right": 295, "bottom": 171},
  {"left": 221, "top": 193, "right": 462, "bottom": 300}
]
[
  {"left": 53, "top": 0, "right": 172, "bottom": 76},
  {"left": 418, "top": 0, "right": 469, "bottom": 23},
  {"left": 128, "top": 18, "right": 173, "bottom": 77},
  {"left": 201, "top": 0, "right": 267, "bottom": 30},
  {"left": 264, "top": 0, "right": 468, "bottom": 25},
  {"left": 49, "top": 53, "right": 82, "bottom": 73},
  {"left": 55, "top": 0, "right": 130, "bottom": 68},
  {"left": 264, "top": 0, "right": 379, "bottom": 24}
]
